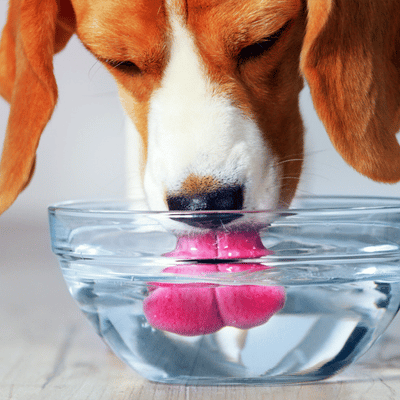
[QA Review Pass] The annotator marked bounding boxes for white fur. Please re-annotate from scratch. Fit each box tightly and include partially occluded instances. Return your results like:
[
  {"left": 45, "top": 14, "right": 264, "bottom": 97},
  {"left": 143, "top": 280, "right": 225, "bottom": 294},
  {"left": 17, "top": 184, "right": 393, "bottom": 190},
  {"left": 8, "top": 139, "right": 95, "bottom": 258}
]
[
  {"left": 125, "top": 118, "right": 148, "bottom": 210},
  {"left": 126, "top": 10, "right": 281, "bottom": 211}
]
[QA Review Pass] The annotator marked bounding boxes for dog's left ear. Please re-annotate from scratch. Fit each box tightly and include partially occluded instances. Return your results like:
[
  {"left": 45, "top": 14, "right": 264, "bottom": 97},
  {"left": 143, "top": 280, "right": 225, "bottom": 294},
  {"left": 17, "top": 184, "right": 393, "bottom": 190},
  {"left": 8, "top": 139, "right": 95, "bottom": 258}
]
[
  {"left": 301, "top": 0, "right": 400, "bottom": 183},
  {"left": 0, "top": 0, "right": 75, "bottom": 214}
]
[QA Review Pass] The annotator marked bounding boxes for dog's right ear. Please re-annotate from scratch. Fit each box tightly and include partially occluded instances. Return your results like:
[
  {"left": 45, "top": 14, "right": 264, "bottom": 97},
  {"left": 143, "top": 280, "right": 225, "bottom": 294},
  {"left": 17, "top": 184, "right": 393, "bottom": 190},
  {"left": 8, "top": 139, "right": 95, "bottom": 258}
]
[{"left": 0, "top": 0, "right": 75, "bottom": 215}]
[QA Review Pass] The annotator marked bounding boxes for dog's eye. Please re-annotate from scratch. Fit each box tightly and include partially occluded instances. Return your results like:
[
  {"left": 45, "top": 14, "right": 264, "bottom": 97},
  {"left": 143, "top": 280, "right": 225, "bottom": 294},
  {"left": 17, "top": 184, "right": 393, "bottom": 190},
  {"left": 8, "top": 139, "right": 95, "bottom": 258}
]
[
  {"left": 238, "top": 22, "right": 289, "bottom": 65},
  {"left": 105, "top": 59, "right": 141, "bottom": 74}
]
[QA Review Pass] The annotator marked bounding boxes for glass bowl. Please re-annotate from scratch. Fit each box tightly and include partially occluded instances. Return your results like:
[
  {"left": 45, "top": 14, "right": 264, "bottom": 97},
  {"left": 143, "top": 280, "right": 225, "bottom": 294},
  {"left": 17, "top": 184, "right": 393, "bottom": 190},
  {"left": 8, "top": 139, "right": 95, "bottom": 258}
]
[{"left": 48, "top": 196, "right": 400, "bottom": 385}]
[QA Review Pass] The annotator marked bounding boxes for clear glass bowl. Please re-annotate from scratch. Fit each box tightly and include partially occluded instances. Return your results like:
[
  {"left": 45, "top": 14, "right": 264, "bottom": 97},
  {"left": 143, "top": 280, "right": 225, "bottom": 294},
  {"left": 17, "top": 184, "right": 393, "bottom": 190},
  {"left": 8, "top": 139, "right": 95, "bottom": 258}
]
[{"left": 48, "top": 196, "right": 400, "bottom": 385}]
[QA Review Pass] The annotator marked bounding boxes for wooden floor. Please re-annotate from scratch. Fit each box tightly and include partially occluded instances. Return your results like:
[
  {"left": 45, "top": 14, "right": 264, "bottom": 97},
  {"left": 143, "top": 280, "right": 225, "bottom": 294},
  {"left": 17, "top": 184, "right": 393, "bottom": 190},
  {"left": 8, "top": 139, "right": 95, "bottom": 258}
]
[{"left": 2, "top": 222, "right": 400, "bottom": 399}]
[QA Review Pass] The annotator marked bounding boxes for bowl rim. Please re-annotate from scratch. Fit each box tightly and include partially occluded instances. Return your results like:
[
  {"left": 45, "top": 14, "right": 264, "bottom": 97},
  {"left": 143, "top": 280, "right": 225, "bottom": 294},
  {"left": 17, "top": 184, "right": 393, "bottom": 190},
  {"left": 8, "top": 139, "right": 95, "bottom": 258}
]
[{"left": 48, "top": 195, "right": 400, "bottom": 216}]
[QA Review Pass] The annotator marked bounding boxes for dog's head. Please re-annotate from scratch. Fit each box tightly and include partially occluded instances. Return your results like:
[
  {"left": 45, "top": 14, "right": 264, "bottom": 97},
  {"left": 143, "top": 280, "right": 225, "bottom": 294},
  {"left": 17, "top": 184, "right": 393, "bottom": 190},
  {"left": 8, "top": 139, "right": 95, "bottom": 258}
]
[{"left": 1, "top": 0, "right": 400, "bottom": 215}]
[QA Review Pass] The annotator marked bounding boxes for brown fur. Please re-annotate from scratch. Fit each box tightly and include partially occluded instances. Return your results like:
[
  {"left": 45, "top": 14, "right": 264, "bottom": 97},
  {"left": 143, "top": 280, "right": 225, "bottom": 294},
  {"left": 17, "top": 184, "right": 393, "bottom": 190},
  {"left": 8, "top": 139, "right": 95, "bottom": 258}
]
[
  {"left": 0, "top": 0, "right": 400, "bottom": 214},
  {"left": 180, "top": 174, "right": 221, "bottom": 196},
  {"left": 301, "top": 0, "right": 400, "bottom": 183}
]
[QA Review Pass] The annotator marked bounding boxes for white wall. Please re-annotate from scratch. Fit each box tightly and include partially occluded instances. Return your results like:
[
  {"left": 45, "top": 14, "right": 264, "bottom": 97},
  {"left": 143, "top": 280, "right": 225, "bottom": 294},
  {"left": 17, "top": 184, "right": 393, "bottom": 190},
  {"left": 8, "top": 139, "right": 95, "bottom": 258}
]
[{"left": 0, "top": 2, "right": 399, "bottom": 226}]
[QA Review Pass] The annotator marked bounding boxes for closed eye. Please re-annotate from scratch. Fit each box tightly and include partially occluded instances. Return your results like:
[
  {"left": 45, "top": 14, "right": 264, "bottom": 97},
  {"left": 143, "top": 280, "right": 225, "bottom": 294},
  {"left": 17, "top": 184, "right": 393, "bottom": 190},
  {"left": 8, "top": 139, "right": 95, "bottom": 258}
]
[
  {"left": 104, "top": 59, "right": 141, "bottom": 75},
  {"left": 238, "top": 22, "right": 290, "bottom": 65}
]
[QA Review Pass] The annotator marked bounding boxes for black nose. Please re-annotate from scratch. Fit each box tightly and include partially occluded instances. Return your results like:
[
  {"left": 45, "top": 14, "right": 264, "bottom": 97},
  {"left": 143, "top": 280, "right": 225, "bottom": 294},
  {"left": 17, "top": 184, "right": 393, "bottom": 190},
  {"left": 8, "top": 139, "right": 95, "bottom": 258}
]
[
  {"left": 167, "top": 185, "right": 244, "bottom": 228},
  {"left": 167, "top": 185, "right": 244, "bottom": 211}
]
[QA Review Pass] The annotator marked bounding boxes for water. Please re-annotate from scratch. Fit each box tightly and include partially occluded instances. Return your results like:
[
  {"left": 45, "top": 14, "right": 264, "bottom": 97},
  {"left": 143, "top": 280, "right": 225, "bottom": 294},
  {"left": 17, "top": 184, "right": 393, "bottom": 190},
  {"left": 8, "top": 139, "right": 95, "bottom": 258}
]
[{"left": 63, "top": 264, "right": 400, "bottom": 385}]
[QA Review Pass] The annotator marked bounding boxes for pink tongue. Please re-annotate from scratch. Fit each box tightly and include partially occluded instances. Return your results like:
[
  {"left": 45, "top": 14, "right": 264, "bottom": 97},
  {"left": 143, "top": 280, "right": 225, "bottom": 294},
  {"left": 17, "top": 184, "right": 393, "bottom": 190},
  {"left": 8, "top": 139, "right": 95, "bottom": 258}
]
[{"left": 143, "top": 231, "right": 285, "bottom": 336}]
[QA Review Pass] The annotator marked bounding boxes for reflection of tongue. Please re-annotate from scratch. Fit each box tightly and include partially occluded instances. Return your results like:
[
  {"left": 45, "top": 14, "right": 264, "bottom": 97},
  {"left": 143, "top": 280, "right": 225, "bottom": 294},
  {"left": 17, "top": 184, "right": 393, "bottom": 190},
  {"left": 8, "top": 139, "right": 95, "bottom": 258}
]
[{"left": 143, "top": 231, "right": 285, "bottom": 336}]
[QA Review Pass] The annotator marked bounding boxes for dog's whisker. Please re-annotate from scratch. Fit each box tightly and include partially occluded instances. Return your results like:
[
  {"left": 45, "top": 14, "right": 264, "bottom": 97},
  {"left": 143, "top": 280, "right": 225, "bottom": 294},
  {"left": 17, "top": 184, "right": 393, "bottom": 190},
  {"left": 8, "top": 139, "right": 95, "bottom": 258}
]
[
  {"left": 294, "top": 188, "right": 316, "bottom": 196},
  {"left": 279, "top": 176, "right": 302, "bottom": 181},
  {"left": 302, "top": 149, "right": 330, "bottom": 157},
  {"left": 88, "top": 60, "right": 104, "bottom": 81},
  {"left": 276, "top": 149, "right": 329, "bottom": 167},
  {"left": 276, "top": 158, "right": 304, "bottom": 166}
]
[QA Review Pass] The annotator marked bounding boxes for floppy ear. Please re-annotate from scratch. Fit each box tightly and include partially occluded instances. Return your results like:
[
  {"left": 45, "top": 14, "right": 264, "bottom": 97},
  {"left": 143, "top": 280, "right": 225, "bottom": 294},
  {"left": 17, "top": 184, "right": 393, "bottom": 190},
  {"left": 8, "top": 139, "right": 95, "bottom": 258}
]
[
  {"left": 0, "top": 0, "right": 75, "bottom": 214},
  {"left": 301, "top": 0, "right": 400, "bottom": 183}
]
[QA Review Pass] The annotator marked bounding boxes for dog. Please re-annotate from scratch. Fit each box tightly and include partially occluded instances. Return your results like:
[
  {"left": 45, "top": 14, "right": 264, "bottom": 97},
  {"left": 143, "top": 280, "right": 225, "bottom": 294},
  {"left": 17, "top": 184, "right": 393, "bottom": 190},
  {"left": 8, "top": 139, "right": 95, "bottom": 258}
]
[{"left": 1, "top": 0, "right": 400, "bottom": 216}]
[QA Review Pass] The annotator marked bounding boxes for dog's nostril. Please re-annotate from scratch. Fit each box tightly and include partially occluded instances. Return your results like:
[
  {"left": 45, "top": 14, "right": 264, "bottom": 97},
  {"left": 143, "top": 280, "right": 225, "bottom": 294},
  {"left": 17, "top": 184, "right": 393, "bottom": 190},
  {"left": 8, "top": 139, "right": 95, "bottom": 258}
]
[
  {"left": 167, "top": 185, "right": 244, "bottom": 211},
  {"left": 167, "top": 185, "right": 244, "bottom": 228}
]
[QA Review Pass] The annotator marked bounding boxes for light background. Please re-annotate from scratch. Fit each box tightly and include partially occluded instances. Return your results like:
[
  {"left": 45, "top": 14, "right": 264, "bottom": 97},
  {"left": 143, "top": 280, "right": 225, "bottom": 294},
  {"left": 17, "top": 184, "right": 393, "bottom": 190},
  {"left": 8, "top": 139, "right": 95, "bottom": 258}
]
[{"left": 0, "top": 1, "right": 399, "bottom": 227}]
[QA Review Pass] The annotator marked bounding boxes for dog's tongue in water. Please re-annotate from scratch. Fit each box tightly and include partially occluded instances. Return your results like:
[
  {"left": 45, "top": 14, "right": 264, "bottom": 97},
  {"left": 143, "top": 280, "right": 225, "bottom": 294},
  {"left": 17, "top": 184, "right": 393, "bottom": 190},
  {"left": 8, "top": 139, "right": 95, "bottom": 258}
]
[{"left": 143, "top": 231, "right": 285, "bottom": 336}]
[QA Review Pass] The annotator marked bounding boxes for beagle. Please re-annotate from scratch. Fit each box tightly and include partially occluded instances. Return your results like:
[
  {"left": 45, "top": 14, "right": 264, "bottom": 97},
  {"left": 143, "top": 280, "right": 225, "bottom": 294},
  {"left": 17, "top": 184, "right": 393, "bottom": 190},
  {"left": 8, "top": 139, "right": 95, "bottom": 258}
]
[{"left": 1, "top": 0, "right": 400, "bottom": 215}]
